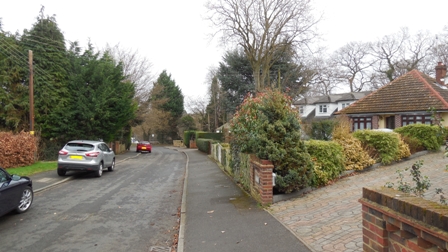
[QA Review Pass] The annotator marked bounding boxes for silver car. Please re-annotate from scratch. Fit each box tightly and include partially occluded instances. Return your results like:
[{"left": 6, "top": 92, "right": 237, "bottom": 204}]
[{"left": 57, "top": 140, "right": 115, "bottom": 177}]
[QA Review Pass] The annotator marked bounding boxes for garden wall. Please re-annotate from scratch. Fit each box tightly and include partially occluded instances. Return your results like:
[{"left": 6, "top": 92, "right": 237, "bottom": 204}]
[
  {"left": 359, "top": 187, "right": 448, "bottom": 252},
  {"left": 210, "top": 143, "right": 273, "bottom": 204}
]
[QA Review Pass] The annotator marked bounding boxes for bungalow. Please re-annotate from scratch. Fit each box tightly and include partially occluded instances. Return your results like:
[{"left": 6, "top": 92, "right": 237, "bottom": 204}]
[
  {"left": 294, "top": 91, "right": 371, "bottom": 122},
  {"left": 337, "top": 63, "right": 448, "bottom": 130}
]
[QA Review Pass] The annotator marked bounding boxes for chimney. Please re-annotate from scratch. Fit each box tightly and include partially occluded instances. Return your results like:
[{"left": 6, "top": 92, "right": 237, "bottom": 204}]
[{"left": 435, "top": 62, "right": 447, "bottom": 85}]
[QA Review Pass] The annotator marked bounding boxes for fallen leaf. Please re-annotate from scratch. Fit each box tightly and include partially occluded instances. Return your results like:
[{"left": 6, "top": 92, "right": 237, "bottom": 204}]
[{"left": 207, "top": 210, "right": 214, "bottom": 214}]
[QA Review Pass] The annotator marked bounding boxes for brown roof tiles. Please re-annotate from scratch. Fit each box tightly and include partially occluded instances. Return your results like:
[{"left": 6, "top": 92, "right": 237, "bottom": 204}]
[{"left": 338, "top": 69, "right": 448, "bottom": 114}]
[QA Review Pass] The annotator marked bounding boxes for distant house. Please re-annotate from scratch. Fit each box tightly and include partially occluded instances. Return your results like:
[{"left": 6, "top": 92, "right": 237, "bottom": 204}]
[
  {"left": 294, "top": 91, "right": 371, "bottom": 122},
  {"left": 337, "top": 63, "right": 448, "bottom": 131}
]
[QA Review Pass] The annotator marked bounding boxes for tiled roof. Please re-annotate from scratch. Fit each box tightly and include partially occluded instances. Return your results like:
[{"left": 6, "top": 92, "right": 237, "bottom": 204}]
[{"left": 338, "top": 70, "right": 448, "bottom": 114}]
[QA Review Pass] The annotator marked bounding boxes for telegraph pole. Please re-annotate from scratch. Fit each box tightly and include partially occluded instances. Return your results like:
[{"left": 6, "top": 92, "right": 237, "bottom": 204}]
[{"left": 29, "top": 50, "right": 34, "bottom": 135}]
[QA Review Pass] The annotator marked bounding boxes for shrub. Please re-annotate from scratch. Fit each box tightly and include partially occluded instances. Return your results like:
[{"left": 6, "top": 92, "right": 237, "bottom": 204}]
[
  {"left": 230, "top": 142, "right": 251, "bottom": 192},
  {"left": 0, "top": 131, "right": 38, "bottom": 168},
  {"left": 183, "top": 131, "right": 196, "bottom": 148},
  {"left": 332, "top": 116, "right": 375, "bottom": 170},
  {"left": 401, "top": 136, "right": 424, "bottom": 154},
  {"left": 196, "top": 138, "right": 213, "bottom": 154},
  {"left": 353, "top": 130, "right": 410, "bottom": 164},
  {"left": 231, "top": 89, "right": 314, "bottom": 193},
  {"left": 305, "top": 140, "right": 345, "bottom": 186},
  {"left": 197, "top": 132, "right": 223, "bottom": 142},
  {"left": 310, "top": 119, "right": 337, "bottom": 140},
  {"left": 394, "top": 124, "right": 444, "bottom": 151}
]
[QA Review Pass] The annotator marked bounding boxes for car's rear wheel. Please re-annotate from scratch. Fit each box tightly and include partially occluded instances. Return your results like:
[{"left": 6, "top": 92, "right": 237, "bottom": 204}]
[
  {"left": 149, "top": 150, "right": 152, "bottom": 153},
  {"left": 108, "top": 159, "right": 115, "bottom": 172},
  {"left": 15, "top": 186, "right": 33, "bottom": 214},
  {"left": 95, "top": 162, "right": 103, "bottom": 177},
  {"left": 57, "top": 169, "right": 66, "bottom": 176}
]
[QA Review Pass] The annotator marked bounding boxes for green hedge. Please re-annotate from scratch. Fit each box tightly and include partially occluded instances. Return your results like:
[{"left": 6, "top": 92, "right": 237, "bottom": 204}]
[
  {"left": 197, "top": 138, "right": 214, "bottom": 154},
  {"left": 353, "top": 130, "right": 404, "bottom": 164},
  {"left": 197, "top": 132, "right": 223, "bottom": 142},
  {"left": 305, "top": 140, "right": 345, "bottom": 187},
  {"left": 183, "top": 131, "right": 196, "bottom": 148},
  {"left": 394, "top": 124, "right": 444, "bottom": 151}
]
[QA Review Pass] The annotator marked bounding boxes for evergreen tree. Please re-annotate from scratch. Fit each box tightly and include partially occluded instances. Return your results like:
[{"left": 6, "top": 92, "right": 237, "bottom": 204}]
[
  {"left": 49, "top": 42, "right": 137, "bottom": 143},
  {"left": 20, "top": 8, "right": 70, "bottom": 137},
  {"left": 217, "top": 49, "right": 254, "bottom": 114},
  {"left": 0, "top": 32, "right": 29, "bottom": 131},
  {"left": 151, "top": 70, "right": 184, "bottom": 142}
]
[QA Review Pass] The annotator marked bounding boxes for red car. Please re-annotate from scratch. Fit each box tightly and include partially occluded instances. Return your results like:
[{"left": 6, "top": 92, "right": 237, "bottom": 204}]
[{"left": 136, "top": 141, "right": 152, "bottom": 153}]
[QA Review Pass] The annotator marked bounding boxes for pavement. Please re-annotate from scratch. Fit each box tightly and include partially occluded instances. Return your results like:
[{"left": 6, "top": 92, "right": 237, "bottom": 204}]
[{"left": 28, "top": 147, "right": 448, "bottom": 252}]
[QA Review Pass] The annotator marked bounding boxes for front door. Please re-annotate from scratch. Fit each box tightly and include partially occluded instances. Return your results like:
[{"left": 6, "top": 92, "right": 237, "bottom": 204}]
[{"left": 386, "top": 116, "right": 395, "bottom": 129}]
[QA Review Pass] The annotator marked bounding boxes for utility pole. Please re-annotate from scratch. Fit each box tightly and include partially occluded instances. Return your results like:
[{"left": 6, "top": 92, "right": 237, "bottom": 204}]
[{"left": 29, "top": 50, "right": 34, "bottom": 135}]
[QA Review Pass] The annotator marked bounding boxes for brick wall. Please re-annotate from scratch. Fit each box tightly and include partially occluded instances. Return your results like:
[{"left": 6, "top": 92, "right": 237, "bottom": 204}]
[
  {"left": 359, "top": 187, "right": 448, "bottom": 252},
  {"left": 249, "top": 156, "right": 274, "bottom": 205}
]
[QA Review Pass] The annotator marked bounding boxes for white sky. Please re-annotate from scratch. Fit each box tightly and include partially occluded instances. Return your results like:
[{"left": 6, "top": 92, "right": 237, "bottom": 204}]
[{"left": 2, "top": 0, "right": 448, "bottom": 100}]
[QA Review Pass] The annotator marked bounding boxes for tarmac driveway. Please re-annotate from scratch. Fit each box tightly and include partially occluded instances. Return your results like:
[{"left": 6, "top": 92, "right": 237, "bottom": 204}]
[{"left": 268, "top": 151, "right": 448, "bottom": 252}]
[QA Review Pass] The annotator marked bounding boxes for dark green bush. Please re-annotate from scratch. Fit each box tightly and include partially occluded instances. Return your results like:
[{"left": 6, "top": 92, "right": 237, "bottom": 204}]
[
  {"left": 183, "top": 131, "right": 196, "bottom": 148},
  {"left": 231, "top": 89, "right": 314, "bottom": 193},
  {"left": 310, "top": 120, "right": 337, "bottom": 140},
  {"left": 305, "top": 140, "right": 345, "bottom": 186},
  {"left": 394, "top": 124, "right": 444, "bottom": 151},
  {"left": 197, "top": 138, "right": 213, "bottom": 154},
  {"left": 353, "top": 130, "right": 407, "bottom": 164},
  {"left": 197, "top": 132, "right": 223, "bottom": 142}
]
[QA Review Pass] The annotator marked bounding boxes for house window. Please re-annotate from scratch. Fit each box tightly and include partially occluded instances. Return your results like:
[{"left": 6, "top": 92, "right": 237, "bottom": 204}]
[
  {"left": 319, "top": 105, "right": 327, "bottom": 113},
  {"left": 299, "top": 106, "right": 304, "bottom": 114},
  {"left": 402, "top": 115, "right": 432, "bottom": 126},
  {"left": 342, "top": 102, "right": 351, "bottom": 108},
  {"left": 352, "top": 117, "right": 372, "bottom": 131}
]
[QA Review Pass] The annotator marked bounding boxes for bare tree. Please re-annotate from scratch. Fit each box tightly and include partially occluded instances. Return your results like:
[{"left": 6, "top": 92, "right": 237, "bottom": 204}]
[
  {"left": 370, "top": 28, "right": 408, "bottom": 84},
  {"left": 307, "top": 55, "right": 339, "bottom": 96},
  {"left": 106, "top": 44, "right": 154, "bottom": 102},
  {"left": 185, "top": 96, "right": 209, "bottom": 131},
  {"left": 396, "top": 30, "right": 435, "bottom": 75},
  {"left": 430, "top": 27, "right": 448, "bottom": 72},
  {"left": 206, "top": 0, "right": 319, "bottom": 91},
  {"left": 332, "top": 41, "right": 375, "bottom": 92}
]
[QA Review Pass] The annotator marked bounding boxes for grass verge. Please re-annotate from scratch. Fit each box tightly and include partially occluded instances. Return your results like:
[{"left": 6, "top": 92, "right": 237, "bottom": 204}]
[{"left": 6, "top": 161, "right": 57, "bottom": 177}]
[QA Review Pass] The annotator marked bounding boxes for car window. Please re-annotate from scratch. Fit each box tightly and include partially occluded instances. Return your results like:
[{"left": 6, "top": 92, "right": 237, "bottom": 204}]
[
  {"left": 0, "top": 169, "right": 8, "bottom": 183},
  {"left": 65, "top": 143, "right": 95, "bottom": 152},
  {"left": 99, "top": 144, "right": 109, "bottom": 151}
]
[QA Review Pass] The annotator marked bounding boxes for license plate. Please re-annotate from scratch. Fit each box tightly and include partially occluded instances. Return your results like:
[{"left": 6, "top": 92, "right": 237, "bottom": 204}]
[
  {"left": 70, "top": 155, "right": 83, "bottom": 160},
  {"left": 142, "top": 147, "right": 146, "bottom": 150}
]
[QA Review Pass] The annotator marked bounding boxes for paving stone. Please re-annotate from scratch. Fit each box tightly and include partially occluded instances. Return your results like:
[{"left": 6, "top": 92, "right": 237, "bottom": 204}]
[{"left": 268, "top": 151, "right": 448, "bottom": 252}]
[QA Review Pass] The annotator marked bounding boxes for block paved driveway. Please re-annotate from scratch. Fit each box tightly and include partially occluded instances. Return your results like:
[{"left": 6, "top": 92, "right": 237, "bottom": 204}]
[{"left": 268, "top": 151, "right": 448, "bottom": 252}]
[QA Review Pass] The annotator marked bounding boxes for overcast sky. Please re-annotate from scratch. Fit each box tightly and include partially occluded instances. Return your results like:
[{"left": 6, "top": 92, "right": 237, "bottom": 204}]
[{"left": 2, "top": 0, "right": 448, "bottom": 100}]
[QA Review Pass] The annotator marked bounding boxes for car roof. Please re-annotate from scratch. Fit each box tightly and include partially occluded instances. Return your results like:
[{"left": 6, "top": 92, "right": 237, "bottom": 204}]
[{"left": 67, "top": 140, "right": 104, "bottom": 145}]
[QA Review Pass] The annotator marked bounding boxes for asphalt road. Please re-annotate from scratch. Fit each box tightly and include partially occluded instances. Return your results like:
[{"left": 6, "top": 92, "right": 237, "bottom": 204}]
[{"left": 0, "top": 146, "right": 185, "bottom": 252}]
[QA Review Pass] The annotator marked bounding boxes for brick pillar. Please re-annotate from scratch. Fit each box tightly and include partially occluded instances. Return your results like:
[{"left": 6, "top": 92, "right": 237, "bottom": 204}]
[
  {"left": 372, "top": 115, "right": 379, "bottom": 129},
  {"left": 395, "top": 114, "right": 402, "bottom": 128},
  {"left": 250, "top": 156, "right": 274, "bottom": 205}
]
